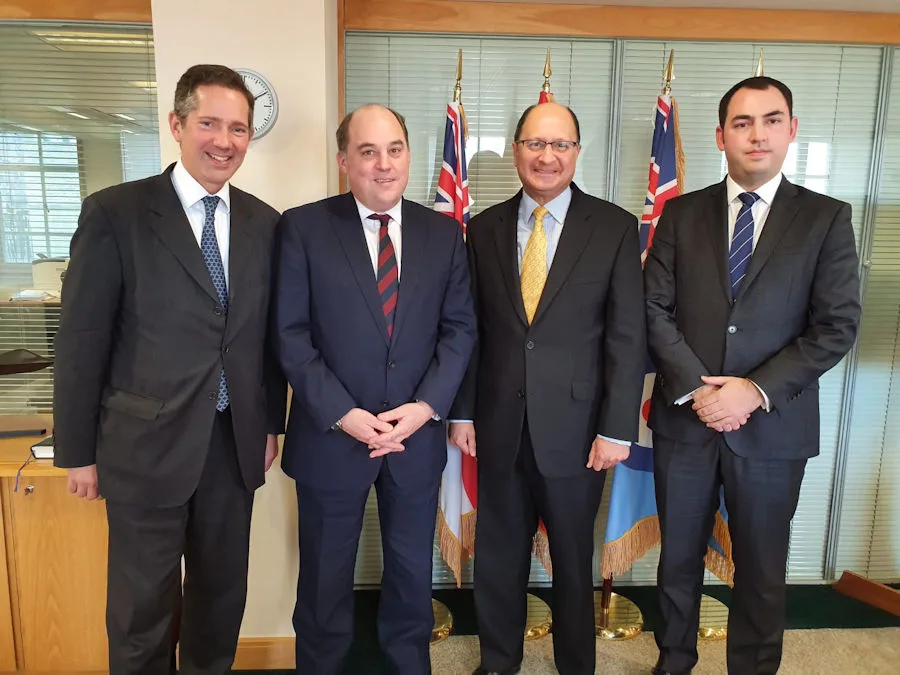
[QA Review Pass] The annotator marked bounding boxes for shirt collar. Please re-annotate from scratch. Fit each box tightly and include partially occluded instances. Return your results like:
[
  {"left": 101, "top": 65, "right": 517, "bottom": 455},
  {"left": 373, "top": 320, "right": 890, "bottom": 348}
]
[
  {"left": 519, "top": 186, "right": 572, "bottom": 227},
  {"left": 726, "top": 172, "right": 782, "bottom": 207},
  {"left": 171, "top": 159, "right": 231, "bottom": 212},
  {"left": 354, "top": 196, "right": 403, "bottom": 228}
]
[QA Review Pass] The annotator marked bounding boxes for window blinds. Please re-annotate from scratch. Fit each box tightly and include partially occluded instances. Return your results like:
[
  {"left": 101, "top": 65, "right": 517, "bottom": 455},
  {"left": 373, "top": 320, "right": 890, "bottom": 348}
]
[{"left": 0, "top": 22, "right": 160, "bottom": 415}]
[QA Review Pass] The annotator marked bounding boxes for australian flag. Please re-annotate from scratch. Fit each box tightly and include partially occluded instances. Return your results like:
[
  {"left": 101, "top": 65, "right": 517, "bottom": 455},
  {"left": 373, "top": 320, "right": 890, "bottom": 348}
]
[{"left": 602, "top": 93, "right": 734, "bottom": 585}]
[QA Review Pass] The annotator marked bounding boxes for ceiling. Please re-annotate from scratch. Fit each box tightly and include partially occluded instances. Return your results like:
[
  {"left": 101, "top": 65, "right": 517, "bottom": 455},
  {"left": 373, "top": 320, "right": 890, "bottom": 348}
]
[{"left": 457, "top": 0, "right": 900, "bottom": 11}]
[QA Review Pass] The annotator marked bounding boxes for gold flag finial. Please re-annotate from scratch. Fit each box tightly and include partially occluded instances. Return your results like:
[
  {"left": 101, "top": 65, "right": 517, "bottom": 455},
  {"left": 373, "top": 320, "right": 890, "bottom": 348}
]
[
  {"left": 663, "top": 49, "right": 675, "bottom": 96},
  {"left": 453, "top": 49, "right": 463, "bottom": 104},
  {"left": 754, "top": 49, "right": 765, "bottom": 76},
  {"left": 542, "top": 48, "right": 552, "bottom": 94}
]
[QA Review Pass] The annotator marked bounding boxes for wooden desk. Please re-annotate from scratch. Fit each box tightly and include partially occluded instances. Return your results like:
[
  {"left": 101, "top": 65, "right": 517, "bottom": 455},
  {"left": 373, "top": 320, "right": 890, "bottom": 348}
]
[{"left": 0, "top": 432, "right": 108, "bottom": 672}]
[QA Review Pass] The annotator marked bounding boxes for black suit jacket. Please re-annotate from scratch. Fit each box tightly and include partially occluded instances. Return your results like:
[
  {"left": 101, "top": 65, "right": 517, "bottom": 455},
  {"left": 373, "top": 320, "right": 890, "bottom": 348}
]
[
  {"left": 274, "top": 193, "right": 476, "bottom": 491},
  {"left": 644, "top": 177, "right": 861, "bottom": 459},
  {"left": 53, "top": 165, "right": 287, "bottom": 506},
  {"left": 451, "top": 184, "right": 646, "bottom": 479}
]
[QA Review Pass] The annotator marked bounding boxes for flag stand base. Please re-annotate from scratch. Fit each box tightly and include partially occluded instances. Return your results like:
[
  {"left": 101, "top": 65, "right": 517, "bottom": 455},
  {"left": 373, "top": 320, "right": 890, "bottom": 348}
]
[
  {"left": 595, "top": 591, "right": 643, "bottom": 640},
  {"left": 698, "top": 594, "right": 728, "bottom": 641},
  {"left": 431, "top": 599, "right": 454, "bottom": 643},
  {"left": 525, "top": 593, "right": 553, "bottom": 640}
]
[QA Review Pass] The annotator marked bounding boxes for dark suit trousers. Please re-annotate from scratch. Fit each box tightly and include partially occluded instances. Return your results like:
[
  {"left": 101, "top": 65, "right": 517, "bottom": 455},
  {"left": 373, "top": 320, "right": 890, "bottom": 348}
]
[
  {"left": 653, "top": 433, "right": 806, "bottom": 675},
  {"left": 105, "top": 409, "right": 254, "bottom": 675},
  {"left": 474, "top": 420, "right": 605, "bottom": 675},
  {"left": 293, "top": 458, "right": 440, "bottom": 675}
]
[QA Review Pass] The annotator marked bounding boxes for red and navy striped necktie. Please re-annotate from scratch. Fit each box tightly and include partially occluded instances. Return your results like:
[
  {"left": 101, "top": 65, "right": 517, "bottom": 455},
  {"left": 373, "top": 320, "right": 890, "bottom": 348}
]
[{"left": 368, "top": 213, "right": 399, "bottom": 339}]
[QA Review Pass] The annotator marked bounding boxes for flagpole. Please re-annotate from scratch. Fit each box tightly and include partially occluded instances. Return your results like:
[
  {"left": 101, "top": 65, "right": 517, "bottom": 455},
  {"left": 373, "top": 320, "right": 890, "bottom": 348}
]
[{"left": 596, "top": 48, "right": 681, "bottom": 642}]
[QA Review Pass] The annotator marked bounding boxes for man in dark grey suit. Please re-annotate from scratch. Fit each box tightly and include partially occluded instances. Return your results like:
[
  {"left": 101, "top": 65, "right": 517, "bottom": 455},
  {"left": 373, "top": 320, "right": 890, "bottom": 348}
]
[
  {"left": 645, "top": 76, "right": 861, "bottom": 675},
  {"left": 53, "top": 64, "right": 286, "bottom": 675},
  {"left": 449, "top": 102, "right": 646, "bottom": 675}
]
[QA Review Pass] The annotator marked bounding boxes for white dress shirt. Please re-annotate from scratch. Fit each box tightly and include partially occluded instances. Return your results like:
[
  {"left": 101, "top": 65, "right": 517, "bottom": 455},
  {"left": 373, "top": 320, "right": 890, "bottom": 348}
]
[
  {"left": 725, "top": 172, "right": 782, "bottom": 253},
  {"left": 170, "top": 160, "right": 231, "bottom": 286},
  {"left": 354, "top": 198, "right": 403, "bottom": 279}
]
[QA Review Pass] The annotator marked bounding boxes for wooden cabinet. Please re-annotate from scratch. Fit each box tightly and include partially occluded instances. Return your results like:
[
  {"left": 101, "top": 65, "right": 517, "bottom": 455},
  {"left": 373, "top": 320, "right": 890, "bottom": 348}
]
[
  {"left": 1, "top": 433, "right": 109, "bottom": 672},
  {"left": 1, "top": 501, "right": 17, "bottom": 671}
]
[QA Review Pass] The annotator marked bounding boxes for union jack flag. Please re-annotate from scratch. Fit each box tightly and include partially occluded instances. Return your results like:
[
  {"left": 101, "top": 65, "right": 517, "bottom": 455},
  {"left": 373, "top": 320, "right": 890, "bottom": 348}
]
[
  {"left": 435, "top": 100, "right": 475, "bottom": 586},
  {"left": 641, "top": 93, "right": 680, "bottom": 262},
  {"left": 434, "top": 102, "right": 470, "bottom": 232}
]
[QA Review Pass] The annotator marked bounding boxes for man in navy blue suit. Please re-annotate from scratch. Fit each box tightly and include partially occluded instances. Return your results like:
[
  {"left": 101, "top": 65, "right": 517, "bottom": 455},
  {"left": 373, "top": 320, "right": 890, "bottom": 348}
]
[{"left": 274, "top": 104, "right": 477, "bottom": 675}]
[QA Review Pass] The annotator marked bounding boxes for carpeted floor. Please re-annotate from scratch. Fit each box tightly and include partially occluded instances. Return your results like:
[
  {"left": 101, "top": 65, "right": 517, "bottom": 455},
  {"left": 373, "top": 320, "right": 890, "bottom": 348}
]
[
  {"left": 428, "top": 627, "right": 900, "bottom": 674},
  {"left": 235, "top": 585, "right": 900, "bottom": 673}
]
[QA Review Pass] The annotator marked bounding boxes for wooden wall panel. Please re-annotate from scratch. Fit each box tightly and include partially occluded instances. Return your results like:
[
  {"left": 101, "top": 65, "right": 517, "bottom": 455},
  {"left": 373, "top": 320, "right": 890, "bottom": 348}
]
[
  {"left": 343, "top": 0, "right": 900, "bottom": 45},
  {"left": 0, "top": 0, "right": 150, "bottom": 22}
]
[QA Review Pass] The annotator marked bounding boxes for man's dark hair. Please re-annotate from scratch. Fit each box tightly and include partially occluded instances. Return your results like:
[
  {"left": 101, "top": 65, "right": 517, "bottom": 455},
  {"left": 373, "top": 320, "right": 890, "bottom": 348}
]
[
  {"left": 718, "top": 76, "right": 793, "bottom": 128},
  {"left": 513, "top": 103, "right": 581, "bottom": 143},
  {"left": 336, "top": 105, "right": 410, "bottom": 153},
  {"left": 173, "top": 64, "right": 254, "bottom": 128}
]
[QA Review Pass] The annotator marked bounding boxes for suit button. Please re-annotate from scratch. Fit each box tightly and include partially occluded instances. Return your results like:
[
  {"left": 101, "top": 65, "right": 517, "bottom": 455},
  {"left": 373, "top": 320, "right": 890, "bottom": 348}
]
[
  {"left": 388, "top": 361, "right": 396, "bottom": 369},
  {"left": 727, "top": 325, "right": 738, "bottom": 334},
  {"left": 214, "top": 306, "right": 224, "bottom": 317},
  {"left": 207, "top": 391, "right": 215, "bottom": 400},
  {"left": 526, "top": 340, "right": 535, "bottom": 350},
  {"left": 517, "top": 389, "right": 525, "bottom": 398},
  {"left": 223, "top": 345, "right": 230, "bottom": 353},
  {"left": 382, "top": 400, "right": 390, "bottom": 407}
]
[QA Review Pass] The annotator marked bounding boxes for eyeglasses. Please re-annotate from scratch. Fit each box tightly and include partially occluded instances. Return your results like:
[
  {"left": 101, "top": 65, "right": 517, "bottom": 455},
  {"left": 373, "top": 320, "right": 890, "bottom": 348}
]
[{"left": 515, "top": 139, "right": 580, "bottom": 154}]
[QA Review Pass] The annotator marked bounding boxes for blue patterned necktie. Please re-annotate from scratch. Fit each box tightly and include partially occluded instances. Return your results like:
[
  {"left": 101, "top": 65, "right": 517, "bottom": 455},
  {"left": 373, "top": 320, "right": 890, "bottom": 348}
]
[
  {"left": 201, "top": 195, "right": 229, "bottom": 411},
  {"left": 729, "top": 192, "right": 760, "bottom": 298}
]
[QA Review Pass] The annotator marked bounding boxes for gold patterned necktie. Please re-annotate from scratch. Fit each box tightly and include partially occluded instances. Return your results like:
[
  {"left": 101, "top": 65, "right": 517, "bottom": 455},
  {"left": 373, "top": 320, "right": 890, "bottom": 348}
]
[{"left": 521, "top": 205, "right": 549, "bottom": 324}]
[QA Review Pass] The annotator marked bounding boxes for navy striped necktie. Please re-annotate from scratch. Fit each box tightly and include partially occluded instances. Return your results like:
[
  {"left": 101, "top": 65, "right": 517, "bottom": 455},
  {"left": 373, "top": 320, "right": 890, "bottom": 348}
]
[
  {"left": 729, "top": 192, "right": 760, "bottom": 298},
  {"left": 368, "top": 213, "right": 399, "bottom": 339}
]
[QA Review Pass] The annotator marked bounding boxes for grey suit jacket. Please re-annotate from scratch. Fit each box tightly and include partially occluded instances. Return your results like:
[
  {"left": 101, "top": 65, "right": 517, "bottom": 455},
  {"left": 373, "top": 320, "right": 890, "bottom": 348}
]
[
  {"left": 644, "top": 177, "right": 861, "bottom": 459},
  {"left": 53, "top": 164, "right": 286, "bottom": 506}
]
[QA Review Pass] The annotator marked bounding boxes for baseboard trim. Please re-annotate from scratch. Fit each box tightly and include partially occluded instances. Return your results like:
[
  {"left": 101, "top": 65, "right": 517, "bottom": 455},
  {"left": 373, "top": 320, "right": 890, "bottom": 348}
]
[
  {"left": 233, "top": 637, "right": 295, "bottom": 670},
  {"left": 834, "top": 571, "right": 900, "bottom": 617}
]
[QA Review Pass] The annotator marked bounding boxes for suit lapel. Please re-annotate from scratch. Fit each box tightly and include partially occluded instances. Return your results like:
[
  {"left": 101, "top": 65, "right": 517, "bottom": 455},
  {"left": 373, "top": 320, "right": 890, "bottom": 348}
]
[
  {"left": 705, "top": 181, "right": 732, "bottom": 303},
  {"left": 492, "top": 192, "right": 528, "bottom": 326},
  {"left": 740, "top": 178, "right": 801, "bottom": 294},
  {"left": 531, "top": 185, "right": 595, "bottom": 325},
  {"left": 227, "top": 189, "right": 255, "bottom": 306},
  {"left": 147, "top": 167, "right": 219, "bottom": 304},
  {"left": 330, "top": 193, "right": 390, "bottom": 347},
  {"left": 390, "top": 199, "right": 426, "bottom": 345}
]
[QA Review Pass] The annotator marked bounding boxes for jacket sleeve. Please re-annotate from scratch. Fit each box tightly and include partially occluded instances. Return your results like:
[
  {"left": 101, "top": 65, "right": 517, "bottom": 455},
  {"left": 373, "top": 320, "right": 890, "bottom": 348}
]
[{"left": 53, "top": 194, "right": 122, "bottom": 468}]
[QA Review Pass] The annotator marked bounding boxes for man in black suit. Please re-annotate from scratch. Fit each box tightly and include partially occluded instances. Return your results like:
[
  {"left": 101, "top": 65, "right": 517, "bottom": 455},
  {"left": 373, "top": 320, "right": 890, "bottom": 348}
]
[
  {"left": 53, "top": 64, "right": 286, "bottom": 675},
  {"left": 273, "top": 104, "right": 476, "bottom": 675},
  {"left": 449, "top": 102, "right": 646, "bottom": 675},
  {"left": 644, "top": 77, "right": 861, "bottom": 675}
]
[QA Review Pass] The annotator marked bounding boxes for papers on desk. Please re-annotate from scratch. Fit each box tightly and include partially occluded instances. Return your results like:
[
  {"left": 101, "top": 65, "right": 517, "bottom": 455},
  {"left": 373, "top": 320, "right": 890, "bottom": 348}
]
[
  {"left": 31, "top": 435, "right": 54, "bottom": 460},
  {"left": 8, "top": 289, "right": 60, "bottom": 302}
]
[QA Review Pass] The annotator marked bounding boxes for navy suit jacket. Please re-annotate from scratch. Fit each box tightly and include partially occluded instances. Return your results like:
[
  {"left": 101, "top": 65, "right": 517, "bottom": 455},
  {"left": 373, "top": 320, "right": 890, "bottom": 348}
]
[{"left": 274, "top": 192, "right": 476, "bottom": 490}]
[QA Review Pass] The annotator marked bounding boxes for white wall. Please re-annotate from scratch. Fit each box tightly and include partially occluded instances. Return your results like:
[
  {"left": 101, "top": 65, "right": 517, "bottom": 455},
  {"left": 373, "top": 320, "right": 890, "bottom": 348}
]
[{"left": 151, "top": 0, "right": 339, "bottom": 636}]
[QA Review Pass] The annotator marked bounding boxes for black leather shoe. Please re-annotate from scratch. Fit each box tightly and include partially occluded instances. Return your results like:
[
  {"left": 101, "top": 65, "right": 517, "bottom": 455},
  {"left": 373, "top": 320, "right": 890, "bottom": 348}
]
[
  {"left": 472, "top": 666, "right": 522, "bottom": 675},
  {"left": 652, "top": 667, "right": 690, "bottom": 675}
]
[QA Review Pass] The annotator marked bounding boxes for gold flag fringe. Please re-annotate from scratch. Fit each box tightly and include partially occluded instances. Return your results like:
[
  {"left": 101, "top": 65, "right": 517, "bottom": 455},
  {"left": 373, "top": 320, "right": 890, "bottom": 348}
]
[
  {"left": 601, "top": 515, "right": 660, "bottom": 578},
  {"left": 532, "top": 529, "right": 553, "bottom": 576},
  {"left": 704, "top": 510, "right": 735, "bottom": 587},
  {"left": 437, "top": 508, "right": 477, "bottom": 588}
]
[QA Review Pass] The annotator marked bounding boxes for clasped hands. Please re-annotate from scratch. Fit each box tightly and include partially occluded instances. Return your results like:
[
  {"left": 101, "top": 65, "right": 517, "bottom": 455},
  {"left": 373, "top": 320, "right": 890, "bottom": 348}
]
[
  {"left": 691, "top": 375, "right": 765, "bottom": 432},
  {"left": 338, "top": 402, "right": 435, "bottom": 458}
]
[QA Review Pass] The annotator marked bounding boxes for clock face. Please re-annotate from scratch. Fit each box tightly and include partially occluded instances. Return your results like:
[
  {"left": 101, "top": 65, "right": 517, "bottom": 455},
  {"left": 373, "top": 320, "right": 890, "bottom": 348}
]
[{"left": 236, "top": 68, "right": 278, "bottom": 140}]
